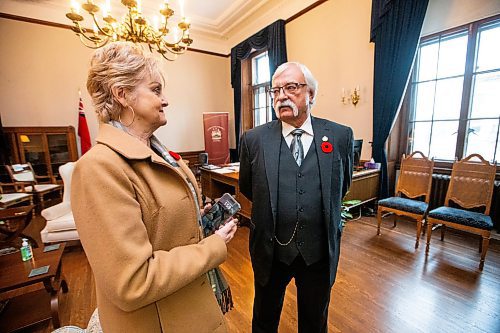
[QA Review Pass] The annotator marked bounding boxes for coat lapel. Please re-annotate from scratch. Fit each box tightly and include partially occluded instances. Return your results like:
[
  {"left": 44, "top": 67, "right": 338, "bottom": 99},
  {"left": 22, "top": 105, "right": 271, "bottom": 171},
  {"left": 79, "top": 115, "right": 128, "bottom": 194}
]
[
  {"left": 312, "top": 117, "right": 333, "bottom": 219},
  {"left": 263, "top": 121, "right": 282, "bottom": 227}
]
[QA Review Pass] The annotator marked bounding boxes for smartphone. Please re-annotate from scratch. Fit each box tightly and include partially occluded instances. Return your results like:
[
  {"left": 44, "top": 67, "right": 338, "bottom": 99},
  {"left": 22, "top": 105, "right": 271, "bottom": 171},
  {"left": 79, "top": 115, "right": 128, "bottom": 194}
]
[{"left": 202, "top": 193, "right": 241, "bottom": 234}]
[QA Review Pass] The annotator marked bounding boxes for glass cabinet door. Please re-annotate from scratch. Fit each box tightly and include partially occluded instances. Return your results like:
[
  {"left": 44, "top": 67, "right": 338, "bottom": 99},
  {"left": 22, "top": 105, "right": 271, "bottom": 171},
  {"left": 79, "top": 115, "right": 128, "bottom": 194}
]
[
  {"left": 18, "top": 133, "right": 49, "bottom": 177},
  {"left": 48, "top": 134, "right": 70, "bottom": 181}
]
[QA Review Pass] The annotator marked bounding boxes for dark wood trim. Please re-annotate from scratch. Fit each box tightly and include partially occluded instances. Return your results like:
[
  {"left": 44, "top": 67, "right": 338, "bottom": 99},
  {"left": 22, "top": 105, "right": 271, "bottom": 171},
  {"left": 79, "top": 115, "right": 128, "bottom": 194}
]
[
  {"left": 0, "top": 12, "right": 73, "bottom": 30},
  {"left": 0, "top": 12, "right": 227, "bottom": 58},
  {"left": 188, "top": 47, "right": 227, "bottom": 58},
  {"left": 286, "top": 0, "right": 329, "bottom": 24}
]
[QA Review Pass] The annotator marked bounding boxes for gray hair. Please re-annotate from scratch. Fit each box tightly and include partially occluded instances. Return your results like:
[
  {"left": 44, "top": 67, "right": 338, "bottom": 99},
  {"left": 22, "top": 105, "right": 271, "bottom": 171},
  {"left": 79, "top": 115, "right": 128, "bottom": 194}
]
[
  {"left": 272, "top": 62, "right": 318, "bottom": 107},
  {"left": 86, "top": 42, "right": 162, "bottom": 123}
]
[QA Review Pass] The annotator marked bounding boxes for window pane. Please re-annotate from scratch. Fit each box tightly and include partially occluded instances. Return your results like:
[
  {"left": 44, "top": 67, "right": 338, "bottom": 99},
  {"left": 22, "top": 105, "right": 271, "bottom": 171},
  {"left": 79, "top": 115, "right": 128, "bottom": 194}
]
[
  {"left": 413, "top": 82, "right": 435, "bottom": 121},
  {"left": 475, "top": 21, "right": 500, "bottom": 72},
  {"left": 433, "top": 77, "right": 463, "bottom": 120},
  {"left": 437, "top": 32, "right": 468, "bottom": 79},
  {"left": 469, "top": 71, "right": 500, "bottom": 118},
  {"left": 429, "top": 120, "right": 459, "bottom": 160},
  {"left": 253, "top": 52, "right": 270, "bottom": 85},
  {"left": 416, "top": 41, "right": 439, "bottom": 82},
  {"left": 409, "top": 121, "right": 431, "bottom": 157},
  {"left": 464, "top": 119, "right": 500, "bottom": 162}
]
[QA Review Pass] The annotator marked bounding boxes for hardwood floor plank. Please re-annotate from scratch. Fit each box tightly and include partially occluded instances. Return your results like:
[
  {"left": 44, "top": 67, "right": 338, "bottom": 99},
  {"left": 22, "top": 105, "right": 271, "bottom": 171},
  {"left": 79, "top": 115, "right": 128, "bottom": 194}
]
[{"left": 9, "top": 215, "right": 499, "bottom": 332}]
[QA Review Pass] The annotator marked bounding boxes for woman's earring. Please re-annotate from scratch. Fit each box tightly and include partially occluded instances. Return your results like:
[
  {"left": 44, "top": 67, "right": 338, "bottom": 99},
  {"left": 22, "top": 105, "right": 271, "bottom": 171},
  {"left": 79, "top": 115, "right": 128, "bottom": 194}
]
[{"left": 119, "top": 105, "right": 135, "bottom": 127}]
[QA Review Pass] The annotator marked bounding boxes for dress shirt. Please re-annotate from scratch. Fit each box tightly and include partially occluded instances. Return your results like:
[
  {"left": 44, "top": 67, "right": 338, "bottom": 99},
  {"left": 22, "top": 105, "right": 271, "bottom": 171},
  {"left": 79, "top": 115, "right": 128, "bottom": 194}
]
[{"left": 282, "top": 114, "right": 314, "bottom": 157}]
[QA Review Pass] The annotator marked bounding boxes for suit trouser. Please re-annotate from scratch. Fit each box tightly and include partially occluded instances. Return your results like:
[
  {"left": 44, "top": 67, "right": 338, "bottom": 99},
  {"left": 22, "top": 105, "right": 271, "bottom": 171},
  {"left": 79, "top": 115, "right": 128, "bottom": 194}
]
[{"left": 252, "top": 255, "right": 332, "bottom": 333}]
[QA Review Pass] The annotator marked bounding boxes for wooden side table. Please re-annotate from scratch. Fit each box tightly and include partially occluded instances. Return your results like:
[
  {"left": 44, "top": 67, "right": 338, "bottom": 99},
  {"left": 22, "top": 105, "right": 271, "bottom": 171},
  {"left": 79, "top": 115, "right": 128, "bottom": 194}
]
[
  {"left": 0, "top": 205, "right": 37, "bottom": 248},
  {"left": 0, "top": 242, "right": 67, "bottom": 332}
]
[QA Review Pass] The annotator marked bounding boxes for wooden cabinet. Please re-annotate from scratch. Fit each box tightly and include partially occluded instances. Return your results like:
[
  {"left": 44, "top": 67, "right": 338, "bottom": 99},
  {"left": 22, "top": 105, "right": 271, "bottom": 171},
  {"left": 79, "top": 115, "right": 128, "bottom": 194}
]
[{"left": 4, "top": 126, "right": 78, "bottom": 183}]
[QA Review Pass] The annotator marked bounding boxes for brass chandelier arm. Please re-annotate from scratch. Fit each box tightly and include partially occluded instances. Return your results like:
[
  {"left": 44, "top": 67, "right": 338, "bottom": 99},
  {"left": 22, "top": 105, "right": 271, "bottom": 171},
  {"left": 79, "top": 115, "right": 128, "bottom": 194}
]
[{"left": 90, "top": 13, "right": 114, "bottom": 38}]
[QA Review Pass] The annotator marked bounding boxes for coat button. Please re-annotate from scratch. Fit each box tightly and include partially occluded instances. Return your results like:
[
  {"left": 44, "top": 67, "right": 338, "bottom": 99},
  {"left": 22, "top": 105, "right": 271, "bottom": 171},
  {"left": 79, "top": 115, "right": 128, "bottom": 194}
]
[
  {"left": 298, "top": 173, "right": 302, "bottom": 178},
  {"left": 298, "top": 241, "right": 304, "bottom": 247},
  {"left": 299, "top": 190, "right": 305, "bottom": 195},
  {"left": 299, "top": 207, "right": 304, "bottom": 212},
  {"left": 299, "top": 225, "right": 304, "bottom": 230},
  {"left": 269, "top": 237, "right": 273, "bottom": 243}
]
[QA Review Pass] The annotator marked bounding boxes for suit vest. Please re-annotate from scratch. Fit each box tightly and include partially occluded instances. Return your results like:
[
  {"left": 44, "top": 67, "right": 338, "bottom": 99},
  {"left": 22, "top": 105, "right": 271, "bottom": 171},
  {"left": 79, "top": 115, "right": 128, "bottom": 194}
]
[{"left": 275, "top": 136, "right": 327, "bottom": 265}]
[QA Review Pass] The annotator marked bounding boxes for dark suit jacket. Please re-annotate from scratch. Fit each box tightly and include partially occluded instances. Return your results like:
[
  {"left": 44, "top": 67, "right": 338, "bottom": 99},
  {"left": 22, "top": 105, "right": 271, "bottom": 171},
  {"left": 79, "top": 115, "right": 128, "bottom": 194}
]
[{"left": 239, "top": 116, "right": 354, "bottom": 286}]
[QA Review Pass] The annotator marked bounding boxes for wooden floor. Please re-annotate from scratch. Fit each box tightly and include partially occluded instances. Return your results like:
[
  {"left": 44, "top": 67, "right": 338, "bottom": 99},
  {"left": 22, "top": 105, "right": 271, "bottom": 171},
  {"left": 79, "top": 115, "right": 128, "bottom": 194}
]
[{"left": 10, "top": 214, "right": 500, "bottom": 333}]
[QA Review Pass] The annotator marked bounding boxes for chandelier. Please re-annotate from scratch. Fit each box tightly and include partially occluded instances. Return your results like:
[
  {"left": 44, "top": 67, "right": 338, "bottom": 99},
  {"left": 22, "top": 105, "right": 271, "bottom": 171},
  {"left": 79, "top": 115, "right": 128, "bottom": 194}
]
[{"left": 66, "top": 0, "right": 193, "bottom": 61}]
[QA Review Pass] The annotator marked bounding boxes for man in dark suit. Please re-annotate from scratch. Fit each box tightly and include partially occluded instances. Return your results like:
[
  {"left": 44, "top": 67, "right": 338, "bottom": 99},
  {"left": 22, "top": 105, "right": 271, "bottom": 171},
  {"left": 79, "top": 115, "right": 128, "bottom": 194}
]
[{"left": 239, "top": 62, "right": 353, "bottom": 333}]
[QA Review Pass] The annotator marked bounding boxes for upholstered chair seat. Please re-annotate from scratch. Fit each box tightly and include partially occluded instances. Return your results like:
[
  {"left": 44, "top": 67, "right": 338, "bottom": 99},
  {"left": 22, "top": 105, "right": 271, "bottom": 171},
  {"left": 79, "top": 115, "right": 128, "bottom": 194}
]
[
  {"left": 428, "top": 207, "right": 493, "bottom": 230},
  {"left": 378, "top": 197, "right": 428, "bottom": 215}
]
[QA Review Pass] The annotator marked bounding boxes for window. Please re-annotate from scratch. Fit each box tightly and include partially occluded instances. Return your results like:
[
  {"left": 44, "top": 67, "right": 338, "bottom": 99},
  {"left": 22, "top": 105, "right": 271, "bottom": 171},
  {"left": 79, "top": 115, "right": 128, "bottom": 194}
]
[
  {"left": 251, "top": 52, "right": 272, "bottom": 127},
  {"left": 407, "top": 16, "right": 500, "bottom": 164}
]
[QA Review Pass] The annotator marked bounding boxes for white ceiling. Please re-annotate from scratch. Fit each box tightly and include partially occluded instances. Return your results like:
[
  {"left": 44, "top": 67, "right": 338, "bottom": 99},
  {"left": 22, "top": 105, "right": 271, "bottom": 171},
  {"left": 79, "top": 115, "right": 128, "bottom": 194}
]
[{"left": 0, "top": 0, "right": 319, "bottom": 55}]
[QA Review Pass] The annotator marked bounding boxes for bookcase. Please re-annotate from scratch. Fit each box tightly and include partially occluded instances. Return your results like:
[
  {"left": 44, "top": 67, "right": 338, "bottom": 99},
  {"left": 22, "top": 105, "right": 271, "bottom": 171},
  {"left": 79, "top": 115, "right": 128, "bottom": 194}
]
[{"left": 3, "top": 126, "right": 78, "bottom": 183}]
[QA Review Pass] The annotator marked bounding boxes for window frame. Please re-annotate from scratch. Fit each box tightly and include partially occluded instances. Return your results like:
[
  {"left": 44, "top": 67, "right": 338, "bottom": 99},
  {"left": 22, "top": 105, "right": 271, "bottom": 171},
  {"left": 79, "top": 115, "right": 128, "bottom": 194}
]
[
  {"left": 241, "top": 49, "right": 272, "bottom": 133},
  {"left": 404, "top": 14, "right": 500, "bottom": 171}
]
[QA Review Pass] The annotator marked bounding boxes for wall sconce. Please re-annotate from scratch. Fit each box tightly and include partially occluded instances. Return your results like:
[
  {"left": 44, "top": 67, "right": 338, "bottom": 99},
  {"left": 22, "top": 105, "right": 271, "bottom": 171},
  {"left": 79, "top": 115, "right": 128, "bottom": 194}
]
[{"left": 341, "top": 86, "right": 361, "bottom": 107}]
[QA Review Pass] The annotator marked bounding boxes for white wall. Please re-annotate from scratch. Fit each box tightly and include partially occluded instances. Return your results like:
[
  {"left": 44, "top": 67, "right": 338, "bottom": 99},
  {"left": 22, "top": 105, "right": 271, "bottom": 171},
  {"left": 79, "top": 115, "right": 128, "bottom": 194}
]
[
  {"left": 0, "top": 18, "right": 233, "bottom": 153},
  {"left": 423, "top": 0, "right": 500, "bottom": 36},
  {"left": 286, "top": 0, "right": 374, "bottom": 160}
]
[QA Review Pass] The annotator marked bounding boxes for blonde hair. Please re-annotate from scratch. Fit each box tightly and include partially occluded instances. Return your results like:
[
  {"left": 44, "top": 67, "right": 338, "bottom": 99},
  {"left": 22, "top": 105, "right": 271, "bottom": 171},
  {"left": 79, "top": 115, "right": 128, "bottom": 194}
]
[{"left": 86, "top": 42, "right": 162, "bottom": 122}]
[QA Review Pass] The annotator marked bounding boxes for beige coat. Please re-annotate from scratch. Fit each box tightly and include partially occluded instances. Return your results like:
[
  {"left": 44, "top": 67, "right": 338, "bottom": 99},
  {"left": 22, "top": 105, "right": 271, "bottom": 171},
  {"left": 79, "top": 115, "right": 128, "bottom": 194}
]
[{"left": 71, "top": 124, "right": 228, "bottom": 332}]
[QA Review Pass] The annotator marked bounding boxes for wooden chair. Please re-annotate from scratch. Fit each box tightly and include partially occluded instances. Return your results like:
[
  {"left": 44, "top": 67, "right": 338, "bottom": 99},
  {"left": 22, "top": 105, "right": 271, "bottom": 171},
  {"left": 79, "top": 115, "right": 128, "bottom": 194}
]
[
  {"left": 425, "top": 154, "right": 496, "bottom": 270},
  {"left": 5, "top": 163, "right": 62, "bottom": 212},
  {"left": 377, "top": 151, "right": 434, "bottom": 248},
  {"left": 0, "top": 182, "right": 33, "bottom": 209}
]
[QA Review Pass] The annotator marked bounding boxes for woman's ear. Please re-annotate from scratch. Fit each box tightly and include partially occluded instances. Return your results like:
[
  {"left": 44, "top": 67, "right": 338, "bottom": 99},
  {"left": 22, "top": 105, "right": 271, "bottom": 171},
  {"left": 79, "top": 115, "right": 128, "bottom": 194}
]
[{"left": 111, "top": 86, "right": 127, "bottom": 108}]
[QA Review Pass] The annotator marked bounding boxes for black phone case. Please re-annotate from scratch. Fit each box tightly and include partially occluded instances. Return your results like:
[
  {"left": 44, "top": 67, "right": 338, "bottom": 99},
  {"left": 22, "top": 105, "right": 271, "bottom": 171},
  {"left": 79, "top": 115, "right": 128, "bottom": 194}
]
[{"left": 202, "top": 193, "right": 241, "bottom": 234}]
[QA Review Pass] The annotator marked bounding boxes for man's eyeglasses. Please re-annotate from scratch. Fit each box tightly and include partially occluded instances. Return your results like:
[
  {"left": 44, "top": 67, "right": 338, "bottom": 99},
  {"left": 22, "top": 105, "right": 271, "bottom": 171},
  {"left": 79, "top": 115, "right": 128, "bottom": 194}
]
[{"left": 267, "top": 82, "right": 307, "bottom": 99}]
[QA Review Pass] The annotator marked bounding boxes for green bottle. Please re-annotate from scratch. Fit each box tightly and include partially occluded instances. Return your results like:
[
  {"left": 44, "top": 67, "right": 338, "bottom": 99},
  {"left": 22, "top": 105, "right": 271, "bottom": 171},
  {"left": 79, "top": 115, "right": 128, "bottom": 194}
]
[{"left": 20, "top": 238, "right": 33, "bottom": 261}]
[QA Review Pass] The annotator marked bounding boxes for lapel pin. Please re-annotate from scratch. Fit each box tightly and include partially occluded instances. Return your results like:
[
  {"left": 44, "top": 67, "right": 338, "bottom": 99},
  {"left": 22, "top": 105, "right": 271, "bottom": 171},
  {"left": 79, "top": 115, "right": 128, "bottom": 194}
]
[
  {"left": 321, "top": 142, "right": 333, "bottom": 153},
  {"left": 169, "top": 150, "right": 181, "bottom": 161},
  {"left": 322, "top": 136, "right": 328, "bottom": 142}
]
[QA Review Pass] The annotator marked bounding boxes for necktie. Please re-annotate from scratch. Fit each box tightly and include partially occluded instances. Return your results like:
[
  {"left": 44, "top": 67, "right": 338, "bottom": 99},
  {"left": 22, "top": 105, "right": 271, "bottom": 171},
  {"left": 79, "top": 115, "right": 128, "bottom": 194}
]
[{"left": 290, "top": 129, "right": 305, "bottom": 166}]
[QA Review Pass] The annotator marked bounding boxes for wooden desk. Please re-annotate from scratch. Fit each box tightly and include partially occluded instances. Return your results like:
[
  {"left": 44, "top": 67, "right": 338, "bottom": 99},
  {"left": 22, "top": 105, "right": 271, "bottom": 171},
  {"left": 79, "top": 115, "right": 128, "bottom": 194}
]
[
  {"left": 200, "top": 168, "right": 380, "bottom": 219},
  {"left": 0, "top": 243, "right": 68, "bottom": 332},
  {"left": 200, "top": 169, "right": 251, "bottom": 219},
  {"left": 345, "top": 169, "right": 380, "bottom": 205}
]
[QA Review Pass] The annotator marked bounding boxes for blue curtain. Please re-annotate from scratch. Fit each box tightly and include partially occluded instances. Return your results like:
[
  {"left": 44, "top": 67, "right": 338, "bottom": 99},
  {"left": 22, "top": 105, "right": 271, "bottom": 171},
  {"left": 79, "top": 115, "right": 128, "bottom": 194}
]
[
  {"left": 371, "top": 0, "right": 429, "bottom": 198},
  {"left": 230, "top": 19, "right": 287, "bottom": 158}
]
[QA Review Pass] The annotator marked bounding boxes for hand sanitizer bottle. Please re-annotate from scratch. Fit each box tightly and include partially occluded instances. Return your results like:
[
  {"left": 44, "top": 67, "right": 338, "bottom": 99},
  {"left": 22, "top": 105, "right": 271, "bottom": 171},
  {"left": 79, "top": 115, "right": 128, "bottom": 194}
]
[{"left": 20, "top": 238, "right": 33, "bottom": 261}]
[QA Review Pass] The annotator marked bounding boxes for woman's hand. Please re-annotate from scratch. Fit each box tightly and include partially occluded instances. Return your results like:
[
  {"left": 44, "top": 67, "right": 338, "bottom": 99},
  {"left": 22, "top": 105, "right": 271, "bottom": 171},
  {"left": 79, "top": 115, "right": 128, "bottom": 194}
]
[
  {"left": 214, "top": 219, "right": 238, "bottom": 244},
  {"left": 200, "top": 203, "right": 212, "bottom": 217}
]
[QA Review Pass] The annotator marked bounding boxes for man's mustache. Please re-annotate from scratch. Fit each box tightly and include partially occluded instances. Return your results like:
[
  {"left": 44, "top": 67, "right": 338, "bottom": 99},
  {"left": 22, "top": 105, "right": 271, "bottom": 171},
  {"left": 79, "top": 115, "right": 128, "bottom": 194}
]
[{"left": 276, "top": 99, "right": 299, "bottom": 117}]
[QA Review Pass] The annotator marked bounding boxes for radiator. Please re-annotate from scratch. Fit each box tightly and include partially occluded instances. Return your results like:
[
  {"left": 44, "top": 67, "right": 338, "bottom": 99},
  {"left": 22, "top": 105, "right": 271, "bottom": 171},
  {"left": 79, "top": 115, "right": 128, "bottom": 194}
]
[{"left": 429, "top": 174, "right": 500, "bottom": 230}]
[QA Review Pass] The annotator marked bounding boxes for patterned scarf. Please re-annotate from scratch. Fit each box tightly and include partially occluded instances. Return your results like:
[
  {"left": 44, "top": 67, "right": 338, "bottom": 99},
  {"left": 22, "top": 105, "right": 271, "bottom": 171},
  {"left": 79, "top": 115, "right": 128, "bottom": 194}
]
[{"left": 110, "top": 121, "right": 233, "bottom": 314}]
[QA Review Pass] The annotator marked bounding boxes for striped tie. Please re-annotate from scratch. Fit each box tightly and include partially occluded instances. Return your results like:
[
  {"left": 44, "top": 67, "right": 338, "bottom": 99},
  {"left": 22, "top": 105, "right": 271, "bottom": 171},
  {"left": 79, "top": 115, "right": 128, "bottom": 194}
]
[{"left": 290, "top": 129, "right": 305, "bottom": 166}]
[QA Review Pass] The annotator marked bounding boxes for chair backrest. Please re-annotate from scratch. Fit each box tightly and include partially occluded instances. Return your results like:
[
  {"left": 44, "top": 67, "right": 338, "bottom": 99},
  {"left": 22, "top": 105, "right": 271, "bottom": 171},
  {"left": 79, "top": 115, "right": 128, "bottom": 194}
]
[
  {"left": 59, "top": 162, "right": 75, "bottom": 203},
  {"left": 6, "top": 163, "right": 36, "bottom": 183},
  {"left": 445, "top": 154, "right": 497, "bottom": 215},
  {"left": 396, "top": 151, "right": 434, "bottom": 203}
]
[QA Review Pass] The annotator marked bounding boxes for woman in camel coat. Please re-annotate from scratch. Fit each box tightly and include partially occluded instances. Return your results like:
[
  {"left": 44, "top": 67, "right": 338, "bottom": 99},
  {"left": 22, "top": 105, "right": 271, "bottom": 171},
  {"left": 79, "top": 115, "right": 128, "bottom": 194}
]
[{"left": 72, "top": 42, "right": 237, "bottom": 332}]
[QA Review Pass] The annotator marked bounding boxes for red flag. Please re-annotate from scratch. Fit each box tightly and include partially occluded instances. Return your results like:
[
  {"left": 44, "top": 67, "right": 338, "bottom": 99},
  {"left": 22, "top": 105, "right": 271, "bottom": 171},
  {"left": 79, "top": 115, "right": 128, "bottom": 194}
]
[{"left": 78, "top": 97, "right": 92, "bottom": 155}]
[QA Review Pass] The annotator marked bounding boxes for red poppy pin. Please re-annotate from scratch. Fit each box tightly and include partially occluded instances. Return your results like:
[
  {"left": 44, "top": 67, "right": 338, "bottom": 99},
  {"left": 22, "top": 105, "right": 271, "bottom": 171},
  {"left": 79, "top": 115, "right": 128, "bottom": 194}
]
[
  {"left": 321, "top": 136, "right": 333, "bottom": 153},
  {"left": 169, "top": 151, "right": 181, "bottom": 161}
]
